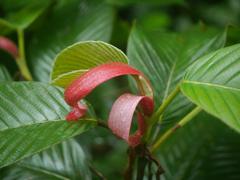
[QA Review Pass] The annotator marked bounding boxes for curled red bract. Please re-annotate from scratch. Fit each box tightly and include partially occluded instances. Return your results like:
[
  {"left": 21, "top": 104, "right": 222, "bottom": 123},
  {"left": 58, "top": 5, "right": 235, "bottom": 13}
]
[
  {"left": 64, "top": 62, "right": 151, "bottom": 121},
  {"left": 0, "top": 36, "right": 18, "bottom": 59},
  {"left": 64, "top": 62, "right": 154, "bottom": 147},
  {"left": 65, "top": 102, "right": 87, "bottom": 121},
  {"left": 108, "top": 93, "right": 154, "bottom": 147}
]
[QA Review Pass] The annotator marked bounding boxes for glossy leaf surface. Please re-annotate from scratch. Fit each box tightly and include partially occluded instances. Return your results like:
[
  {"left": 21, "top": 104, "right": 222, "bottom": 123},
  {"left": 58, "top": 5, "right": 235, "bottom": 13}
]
[
  {"left": 1, "top": 139, "right": 91, "bottom": 180},
  {"left": 0, "top": 82, "right": 96, "bottom": 167}
]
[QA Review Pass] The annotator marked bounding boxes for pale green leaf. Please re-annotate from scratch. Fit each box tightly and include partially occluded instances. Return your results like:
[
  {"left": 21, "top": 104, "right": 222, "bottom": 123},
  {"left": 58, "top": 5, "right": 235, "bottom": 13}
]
[
  {"left": 0, "top": 82, "right": 96, "bottom": 168},
  {"left": 51, "top": 41, "right": 128, "bottom": 87},
  {"left": 181, "top": 44, "right": 240, "bottom": 132}
]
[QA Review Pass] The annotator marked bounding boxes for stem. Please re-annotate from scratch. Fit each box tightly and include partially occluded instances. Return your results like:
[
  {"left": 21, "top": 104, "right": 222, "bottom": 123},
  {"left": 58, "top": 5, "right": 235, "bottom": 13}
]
[
  {"left": 144, "top": 84, "right": 181, "bottom": 141},
  {"left": 145, "top": 149, "right": 164, "bottom": 178},
  {"left": 136, "top": 156, "right": 148, "bottom": 180},
  {"left": 124, "top": 148, "right": 136, "bottom": 180},
  {"left": 152, "top": 84, "right": 181, "bottom": 123},
  {"left": 150, "top": 106, "right": 202, "bottom": 153},
  {"left": 16, "top": 29, "right": 32, "bottom": 80}
]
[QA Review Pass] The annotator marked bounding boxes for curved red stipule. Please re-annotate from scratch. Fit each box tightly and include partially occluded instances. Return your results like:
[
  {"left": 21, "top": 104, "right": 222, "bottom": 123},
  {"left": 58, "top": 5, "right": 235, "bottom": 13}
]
[
  {"left": 0, "top": 36, "right": 18, "bottom": 59},
  {"left": 108, "top": 93, "right": 154, "bottom": 147},
  {"left": 64, "top": 62, "right": 152, "bottom": 121}
]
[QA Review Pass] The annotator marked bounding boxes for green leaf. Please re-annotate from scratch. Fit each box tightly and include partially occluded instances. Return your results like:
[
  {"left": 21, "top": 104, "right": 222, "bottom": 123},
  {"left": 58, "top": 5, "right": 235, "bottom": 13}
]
[
  {"left": 27, "top": 0, "right": 114, "bottom": 82},
  {"left": 158, "top": 113, "right": 240, "bottom": 180},
  {"left": 106, "top": 0, "right": 184, "bottom": 6},
  {"left": 1, "top": 139, "right": 91, "bottom": 180},
  {"left": 0, "top": 65, "right": 11, "bottom": 82},
  {"left": 51, "top": 41, "right": 128, "bottom": 87},
  {"left": 0, "top": 0, "right": 39, "bottom": 11},
  {"left": 0, "top": 82, "right": 96, "bottom": 168},
  {"left": 0, "top": 1, "right": 50, "bottom": 34},
  {"left": 127, "top": 25, "right": 226, "bottom": 125},
  {"left": 181, "top": 44, "right": 240, "bottom": 132}
]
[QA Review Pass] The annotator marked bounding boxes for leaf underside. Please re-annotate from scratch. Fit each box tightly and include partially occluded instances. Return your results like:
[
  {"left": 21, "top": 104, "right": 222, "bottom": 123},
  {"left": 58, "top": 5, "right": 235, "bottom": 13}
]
[{"left": 51, "top": 41, "right": 128, "bottom": 87}]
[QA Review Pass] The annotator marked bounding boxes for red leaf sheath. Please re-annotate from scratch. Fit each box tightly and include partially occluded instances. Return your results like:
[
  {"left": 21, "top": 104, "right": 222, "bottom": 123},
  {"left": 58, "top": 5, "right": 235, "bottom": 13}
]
[
  {"left": 64, "top": 62, "right": 147, "bottom": 121},
  {"left": 0, "top": 36, "right": 18, "bottom": 59},
  {"left": 108, "top": 93, "right": 154, "bottom": 147}
]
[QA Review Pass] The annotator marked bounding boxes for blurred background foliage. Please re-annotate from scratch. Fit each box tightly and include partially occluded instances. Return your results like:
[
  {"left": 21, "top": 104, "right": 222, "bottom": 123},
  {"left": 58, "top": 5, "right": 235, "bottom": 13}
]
[{"left": 0, "top": 0, "right": 240, "bottom": 179}]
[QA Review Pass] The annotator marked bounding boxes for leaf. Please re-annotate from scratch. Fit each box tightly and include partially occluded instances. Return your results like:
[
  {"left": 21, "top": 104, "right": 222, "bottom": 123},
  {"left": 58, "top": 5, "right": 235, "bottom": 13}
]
[
  {"left": 0, "top": 65, "right": 11, "bottom": 82},
  {"left": 0, "top": 82, "right": 96, "bottom": 168},
  {"left": 127, "top": 25, "right": 226, "bottom": 125},
  {"left": 0, "top": 0, "right": 40, "bottom": 11},
  {"left": 27, "top": 0, "right": 114, "bottom": 82},
  {"left": 106, "top": 0, "right": 184, "bottom": 6},
  {"left": 108, "top": 93, "right": 154, "bottom": 146},
  {"left": 1, "top": 139, "right": 91, "bottom": 180},
  {"left": 51, "top": 41, "right": 128, "bottom": 87},
  {"left": 181, "top": 44, "right": 240, "bottom": 132},
  {"left": 0, "top": 1, "right": 50, "bottom": 34},
  {"left": 157, "top": 113, "right": 240, "bottom": 180}
]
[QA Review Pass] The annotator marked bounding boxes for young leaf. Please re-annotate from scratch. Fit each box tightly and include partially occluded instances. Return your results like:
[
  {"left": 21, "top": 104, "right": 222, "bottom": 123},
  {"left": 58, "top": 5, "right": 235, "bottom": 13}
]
[
  {"left": 27, "top": 0, "right": 114, "bottom": 82},
  {"left": 64, "top": 62, "right": 152, "bottom": 121},
  {"left": 51, "top": 41, "right": 128, "bottom": 87},
  {"left": 181, "top": 44, "right": 240, "bottom": 133},
  {"left": 127, "top": 25, "right": 226, "bottom": 126},
  {"left": 108, "top": 93, "right": 154, "bottom": 147},
  {"left": 1, "top": 139, "right": 91, "bottom": 180},
  {"left": 0, "top": 82, "right": 96, "bottom": 168}
]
